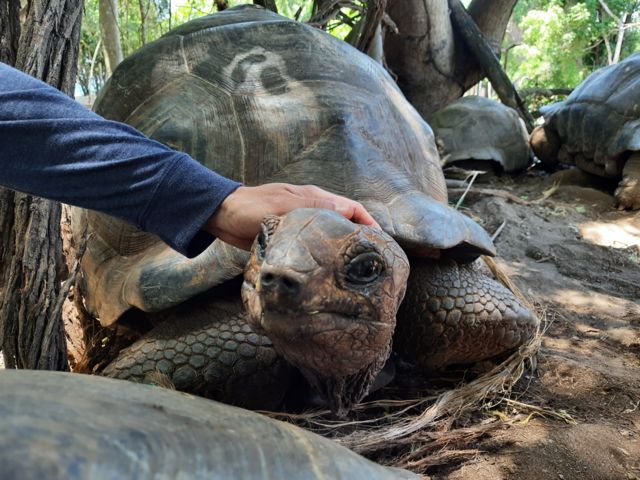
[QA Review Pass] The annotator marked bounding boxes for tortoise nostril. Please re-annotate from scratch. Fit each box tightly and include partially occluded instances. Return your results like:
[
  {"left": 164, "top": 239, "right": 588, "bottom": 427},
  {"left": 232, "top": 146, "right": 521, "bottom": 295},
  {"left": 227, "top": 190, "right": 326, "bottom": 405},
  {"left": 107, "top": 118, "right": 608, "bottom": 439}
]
[
  {"left": 282, "top": 276, "right": 297, "bottom": 291},
  {"left": 260, "top": 270, "right": 301, "bottom": 297},
  {"left": 280, "top": 276, "right": 300, "bottom": 296}
]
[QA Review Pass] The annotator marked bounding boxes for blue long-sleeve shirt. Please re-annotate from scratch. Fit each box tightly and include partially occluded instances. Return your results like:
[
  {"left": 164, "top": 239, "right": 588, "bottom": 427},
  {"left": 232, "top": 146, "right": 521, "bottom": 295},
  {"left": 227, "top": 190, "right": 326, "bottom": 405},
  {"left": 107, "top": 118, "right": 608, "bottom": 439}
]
[{"left": 0, "top": 63, "right": 241, "bottom": 257}]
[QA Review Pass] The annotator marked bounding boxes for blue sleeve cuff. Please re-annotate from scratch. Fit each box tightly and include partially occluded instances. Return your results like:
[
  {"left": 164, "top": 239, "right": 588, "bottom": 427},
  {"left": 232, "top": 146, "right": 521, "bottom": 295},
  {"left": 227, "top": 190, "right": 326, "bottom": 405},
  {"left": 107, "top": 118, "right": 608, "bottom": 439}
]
[{"left": 140, "top": 154, "right": 242, "bottom": 258}]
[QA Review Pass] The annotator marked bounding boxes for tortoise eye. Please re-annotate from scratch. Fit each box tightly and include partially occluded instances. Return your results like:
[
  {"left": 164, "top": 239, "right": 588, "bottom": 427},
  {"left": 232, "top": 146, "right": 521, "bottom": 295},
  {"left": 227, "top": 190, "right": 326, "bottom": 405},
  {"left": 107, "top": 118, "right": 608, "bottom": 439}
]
[{"left": 346, "top": 252, "right": 385, "bottom": 284}]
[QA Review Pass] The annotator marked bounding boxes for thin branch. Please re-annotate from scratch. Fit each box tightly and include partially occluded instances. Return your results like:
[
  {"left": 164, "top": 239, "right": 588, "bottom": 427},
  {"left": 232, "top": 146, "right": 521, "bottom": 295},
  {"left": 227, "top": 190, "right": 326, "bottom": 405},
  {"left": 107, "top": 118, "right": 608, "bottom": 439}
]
[
  {"left": 613, "top": 12, "right": 628, "bottom": 64},
  {"left": 598, "top": 0, "right": 621, "bottom": 23},
  {"left": 603, "top": 31, "right": 613, "bottom": 64}
]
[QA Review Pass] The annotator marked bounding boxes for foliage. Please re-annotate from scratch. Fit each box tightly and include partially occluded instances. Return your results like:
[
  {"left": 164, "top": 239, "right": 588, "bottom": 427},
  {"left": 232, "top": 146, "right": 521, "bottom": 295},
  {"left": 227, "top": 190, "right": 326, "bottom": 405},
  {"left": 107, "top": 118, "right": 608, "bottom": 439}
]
[
  {"left": 77, "top": 0, "right": 107, "bottom": 96},
  {"left": 274, "top": 0, "right": 312, "bottom": 20},
  {"left": 507, "top": 1, "right": 593, "bottom": 89},
  {"left": 78, "top": 0, "right": 637, "bottom": 98},
  {"left": 507, "top": 0, "right": 640, "bottom": 93},
  {"left": 78, "top": 0, "right": 370, "bottom": 94}
]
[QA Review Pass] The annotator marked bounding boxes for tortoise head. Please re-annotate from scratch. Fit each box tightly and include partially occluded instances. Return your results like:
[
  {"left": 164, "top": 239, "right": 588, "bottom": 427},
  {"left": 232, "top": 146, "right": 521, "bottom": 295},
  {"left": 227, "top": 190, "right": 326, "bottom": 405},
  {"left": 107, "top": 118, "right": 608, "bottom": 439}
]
[
  {"left": 530, "top": 125, "right": 561, "bottom": 168},
  {"left": 242, "top": 208, "right": 409, "bottom": 416}
]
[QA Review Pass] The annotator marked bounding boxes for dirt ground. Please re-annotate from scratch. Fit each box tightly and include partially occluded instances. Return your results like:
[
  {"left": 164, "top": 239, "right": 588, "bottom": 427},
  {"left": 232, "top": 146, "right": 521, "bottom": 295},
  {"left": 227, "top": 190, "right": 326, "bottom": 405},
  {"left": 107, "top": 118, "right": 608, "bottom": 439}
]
[{"left": 438, "top": 167, "right": 640, "bottom": 480}]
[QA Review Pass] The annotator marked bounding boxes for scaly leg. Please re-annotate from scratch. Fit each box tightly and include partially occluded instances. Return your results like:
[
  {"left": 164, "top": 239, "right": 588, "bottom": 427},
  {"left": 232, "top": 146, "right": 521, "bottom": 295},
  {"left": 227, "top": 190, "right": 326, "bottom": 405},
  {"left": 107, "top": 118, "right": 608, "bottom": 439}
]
[
  {"left": 102, "top": 299, "right": 291, "bottom": 410},
  {"left": 395, "top": 259, "right": 538, "bottom": 370}
]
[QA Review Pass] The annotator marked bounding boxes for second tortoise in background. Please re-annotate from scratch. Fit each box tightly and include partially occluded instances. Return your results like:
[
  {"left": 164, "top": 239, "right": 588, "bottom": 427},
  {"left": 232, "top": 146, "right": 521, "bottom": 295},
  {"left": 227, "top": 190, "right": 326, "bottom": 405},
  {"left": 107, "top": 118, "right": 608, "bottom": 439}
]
[{"left": 531, "top": 52, "right": 640, "bottom": 210}]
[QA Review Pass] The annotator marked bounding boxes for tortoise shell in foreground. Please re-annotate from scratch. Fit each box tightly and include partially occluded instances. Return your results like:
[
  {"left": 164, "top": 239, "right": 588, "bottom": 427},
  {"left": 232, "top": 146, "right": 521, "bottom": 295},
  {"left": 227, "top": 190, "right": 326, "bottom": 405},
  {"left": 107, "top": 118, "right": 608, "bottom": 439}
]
[
  {"left": 73, "top": 5, "right": 538, "bottom": 415},
  {"left": 531, "top": 53, "right": 640, "bottom": 209},
  {"left": 0, "top": 370, "right": 417, "bottom": 480}
]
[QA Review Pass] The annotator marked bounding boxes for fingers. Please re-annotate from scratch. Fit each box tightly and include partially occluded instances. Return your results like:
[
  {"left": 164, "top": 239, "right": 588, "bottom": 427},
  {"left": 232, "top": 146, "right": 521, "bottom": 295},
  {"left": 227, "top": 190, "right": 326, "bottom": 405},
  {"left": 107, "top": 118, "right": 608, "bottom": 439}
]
[
  {"left": 288, "top": 184, "right": 380, "bottom": 228},
  {"left": 205, "top": 182, "right": 381, "bottom": 252},
  {"left": 347, "top": 203, "right": 381, "bottom": 229}
]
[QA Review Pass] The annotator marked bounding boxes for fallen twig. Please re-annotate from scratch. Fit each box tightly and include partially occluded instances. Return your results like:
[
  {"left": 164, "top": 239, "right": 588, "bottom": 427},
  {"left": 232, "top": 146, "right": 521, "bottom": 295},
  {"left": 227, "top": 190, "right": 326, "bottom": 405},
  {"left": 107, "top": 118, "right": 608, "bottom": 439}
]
[
  {"left": 491, "top": 220, "right": 507, "bottom": 242},
  {"left": 454, "top": 171, "right": 481, "bottom": 210},
  {"left": 449, "top": 187, "right": 530, "bottom": 205}
]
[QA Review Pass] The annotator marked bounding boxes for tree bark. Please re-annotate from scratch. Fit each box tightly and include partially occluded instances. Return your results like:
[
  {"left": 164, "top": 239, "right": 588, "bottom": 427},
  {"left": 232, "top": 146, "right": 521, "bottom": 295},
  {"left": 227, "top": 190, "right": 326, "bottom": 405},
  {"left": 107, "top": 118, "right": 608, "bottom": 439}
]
[
  {"left": 355, "top": 0, "right": 387, "bottom": 56},
  {"left": 448, "top": 0, "right": 534, "bottom": 131},
  {"left": 99, "top": 0, "right": 123, "bottom": 75},
  {"left": 0, "top": 0, "right": 20, "bottom": 301},
  {"left": 0, "top": 0, "right": 84, "bottom": 371},
  {"left": 0, "top": 0, "right": 19, "bottom": 65},
  {"left": 138, "top": 0, "right": 147, "bottom": 45},
  {"left": 384, "top": 0, "right": 518, "bottom": 120}
]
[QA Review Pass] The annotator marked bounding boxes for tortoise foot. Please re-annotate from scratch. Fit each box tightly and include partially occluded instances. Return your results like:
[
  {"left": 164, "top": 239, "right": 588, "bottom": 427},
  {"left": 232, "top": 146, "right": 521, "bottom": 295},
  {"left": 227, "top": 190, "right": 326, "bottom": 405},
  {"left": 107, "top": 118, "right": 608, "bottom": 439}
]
[
  {"left": 615, "top": 155, "right": 640, "bottom": 210},
  {"left": 394, "top": 259, "right": 539, "bottom": 371},
  {"left": 102, "top": 300, "right": 291, "bottom": 410},
  {"left": 615, "top": 177, "right": 640, "bottom": 210}
]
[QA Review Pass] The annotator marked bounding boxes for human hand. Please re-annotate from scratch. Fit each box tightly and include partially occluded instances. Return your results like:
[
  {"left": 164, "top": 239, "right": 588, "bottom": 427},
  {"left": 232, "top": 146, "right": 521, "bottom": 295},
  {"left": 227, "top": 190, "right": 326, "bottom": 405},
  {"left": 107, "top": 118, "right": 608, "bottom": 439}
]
[{"left": 204, "top": 183, "right": 380, "bottom": 250}]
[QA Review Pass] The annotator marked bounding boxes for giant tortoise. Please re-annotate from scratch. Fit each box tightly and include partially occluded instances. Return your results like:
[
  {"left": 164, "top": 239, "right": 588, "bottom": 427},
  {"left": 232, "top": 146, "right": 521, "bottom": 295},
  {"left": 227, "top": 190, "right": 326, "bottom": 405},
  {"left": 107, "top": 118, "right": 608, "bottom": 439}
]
[
  {"left": 431, "top": 96, "right": 531, "bottom": 172},
  {"left": 530, "top": 52, "right": 640, "bottom": 209},
  {"left": 0, "top": 370, "right": 417, "bottom": 480},
  {"left": 73, "top": 5, "right": 538, "bottom": 416}
]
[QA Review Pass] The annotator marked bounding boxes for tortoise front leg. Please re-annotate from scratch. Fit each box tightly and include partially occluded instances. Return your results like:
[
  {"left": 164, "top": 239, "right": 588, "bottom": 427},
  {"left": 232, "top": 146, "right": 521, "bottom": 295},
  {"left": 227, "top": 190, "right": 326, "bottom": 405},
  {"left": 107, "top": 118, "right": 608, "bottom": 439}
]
[
  {"left": 102, "top": 299, "right": 291, "bottom": 410},
  {"left": 615, "top": 153, "right": 640, "bottom": 210},
  {"left": 394, "top": 259, "right": 538, "bottom": 371}
]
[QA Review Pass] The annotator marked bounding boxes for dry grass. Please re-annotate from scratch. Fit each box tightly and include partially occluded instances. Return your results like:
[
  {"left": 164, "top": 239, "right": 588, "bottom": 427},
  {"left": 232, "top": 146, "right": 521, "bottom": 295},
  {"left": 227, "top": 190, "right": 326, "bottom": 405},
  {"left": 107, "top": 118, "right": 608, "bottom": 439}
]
[{"left": 265, "top": 329, "right": 543, "bottom": 472}]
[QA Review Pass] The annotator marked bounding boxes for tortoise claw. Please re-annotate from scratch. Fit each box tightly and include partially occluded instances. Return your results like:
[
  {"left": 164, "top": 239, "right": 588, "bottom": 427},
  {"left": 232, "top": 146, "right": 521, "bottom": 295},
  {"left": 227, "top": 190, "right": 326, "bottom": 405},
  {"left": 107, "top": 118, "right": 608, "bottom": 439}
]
[{"left": 614, "top": 176, "right": 640, "bottom": 210}]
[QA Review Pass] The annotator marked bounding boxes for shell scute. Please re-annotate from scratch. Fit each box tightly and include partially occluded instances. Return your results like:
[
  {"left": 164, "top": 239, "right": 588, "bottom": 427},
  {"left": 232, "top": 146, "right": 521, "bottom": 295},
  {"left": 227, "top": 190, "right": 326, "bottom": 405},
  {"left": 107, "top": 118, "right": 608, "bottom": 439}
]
[{"left": 75, "top": 6, "right": 494, "bottom": 325}]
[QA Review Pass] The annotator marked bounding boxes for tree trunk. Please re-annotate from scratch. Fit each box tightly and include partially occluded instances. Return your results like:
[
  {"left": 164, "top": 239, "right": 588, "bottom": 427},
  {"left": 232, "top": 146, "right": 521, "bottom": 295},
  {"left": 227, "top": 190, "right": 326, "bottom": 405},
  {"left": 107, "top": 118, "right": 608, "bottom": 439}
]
[
  {"left": 598, "top": 0, "right": 630, "bottom": 65},
  {"left": 355, "top": 0, "right": 387, "bottom": 56},
  {"left": 448, "top": 0, "right": 534, "bottom": 131},
  {"left": 0, "top": 0, "right": 19, "bottom": 65},
  {"left": 138, "top": 0, "right": 147, "bottom": 45},
  {"left": 0, "top": 0, "right": 20, "bottom": 301},
  {"left": 384, "top": 0, "right": 519, "bottom": 120},
  {"left": 99, "top": 0, "right": 123, "bottom": 75},
  {"left": 0, "top": 0, "right": 84, "bottom": 371}
]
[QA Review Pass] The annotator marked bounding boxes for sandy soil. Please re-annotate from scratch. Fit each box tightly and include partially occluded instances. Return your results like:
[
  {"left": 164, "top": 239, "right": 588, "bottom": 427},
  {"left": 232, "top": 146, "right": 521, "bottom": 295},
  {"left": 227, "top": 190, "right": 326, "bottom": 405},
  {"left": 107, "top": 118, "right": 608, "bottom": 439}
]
[{"left": 439, "top": 168, "right": 640, "bottom": 480}]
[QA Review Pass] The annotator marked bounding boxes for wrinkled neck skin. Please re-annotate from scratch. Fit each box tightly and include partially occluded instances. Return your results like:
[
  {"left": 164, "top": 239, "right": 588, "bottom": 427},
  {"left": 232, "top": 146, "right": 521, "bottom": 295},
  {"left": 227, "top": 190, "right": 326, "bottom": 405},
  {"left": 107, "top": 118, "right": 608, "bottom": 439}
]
[
  {"left": 297, "top": 343, "right": 392, "bottom": 417},
  {"left": 241, "top": 209, "right": 409, "bottom": 417}
]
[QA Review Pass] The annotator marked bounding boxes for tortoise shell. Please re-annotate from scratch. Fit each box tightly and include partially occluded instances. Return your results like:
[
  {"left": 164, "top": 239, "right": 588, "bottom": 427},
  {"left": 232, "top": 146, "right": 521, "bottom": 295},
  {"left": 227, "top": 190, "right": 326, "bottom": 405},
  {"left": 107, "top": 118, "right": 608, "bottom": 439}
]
[
  {"left": 0, "top": 370, "right": 418, "bottom": 479},
  {"left": 431, "top": 96, "right": 530, "bottom": 172},
  {"left": 539, "top": 52, "right": 640, "bottom": 177},
  {"left": 75, "top": 5, "right": 494, "bottom": 325}
]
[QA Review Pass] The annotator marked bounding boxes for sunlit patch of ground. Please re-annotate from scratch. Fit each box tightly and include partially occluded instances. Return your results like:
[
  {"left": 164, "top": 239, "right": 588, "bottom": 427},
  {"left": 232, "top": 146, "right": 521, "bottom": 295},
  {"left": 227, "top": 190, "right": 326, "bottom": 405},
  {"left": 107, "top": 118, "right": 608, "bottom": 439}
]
[
  {"left": 550, "top": 289, "right": 640, "bottom": 320},
  {"left": 580, "top": 215, "right": 640, "bottom": 251}
]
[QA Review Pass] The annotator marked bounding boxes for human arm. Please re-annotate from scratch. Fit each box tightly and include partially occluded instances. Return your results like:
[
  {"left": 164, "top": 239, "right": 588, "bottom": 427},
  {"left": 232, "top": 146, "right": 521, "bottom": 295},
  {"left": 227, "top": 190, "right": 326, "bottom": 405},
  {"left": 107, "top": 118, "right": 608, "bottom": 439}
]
[{"left": 0, "top": 63, "right": 378, "bottom": 256}]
